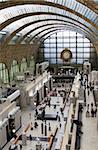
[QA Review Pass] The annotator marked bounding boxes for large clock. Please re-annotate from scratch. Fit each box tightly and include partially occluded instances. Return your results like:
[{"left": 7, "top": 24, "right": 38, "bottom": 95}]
[{"left": 61, "top": 49, "right": 72, "bottom": 61}]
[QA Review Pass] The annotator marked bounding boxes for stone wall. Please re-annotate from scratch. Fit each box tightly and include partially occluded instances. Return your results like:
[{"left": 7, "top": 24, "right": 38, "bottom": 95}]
[{"left": 0, "top": 43, "right": 39, "bottom": 69}]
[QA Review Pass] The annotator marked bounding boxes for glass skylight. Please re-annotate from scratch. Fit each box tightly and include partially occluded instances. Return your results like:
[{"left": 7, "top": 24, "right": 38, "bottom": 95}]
[{"left": 0, "top": 0, "right": 97, "bottom": 44}]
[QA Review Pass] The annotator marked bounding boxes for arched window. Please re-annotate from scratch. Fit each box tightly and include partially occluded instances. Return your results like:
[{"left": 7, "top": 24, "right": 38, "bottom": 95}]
[
  {"left": 10, "top": 60, "right": 19, "bottom": 81},
  {"left": 21, "top": 58, "right": 27, "bottom": 72},
  {"left": 0, "top": 63, "right": 8, "bottom": 83},
  {"left": 30, "top": 56, "right": 35, "bottom": 74},
  {"left": 43, "top": 31, "right": 96, "bottom": 67}
]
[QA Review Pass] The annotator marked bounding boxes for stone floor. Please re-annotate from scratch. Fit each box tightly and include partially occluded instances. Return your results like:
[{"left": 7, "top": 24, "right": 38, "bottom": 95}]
[
  {"left": 81, "top": 88, "right": 98, "bottom": 150},
  {"left": 2, "top": 83, "right": 98, "bottom": 150},
  {"left": 3, "top": 86, "right": 70, "bottom": 150}
]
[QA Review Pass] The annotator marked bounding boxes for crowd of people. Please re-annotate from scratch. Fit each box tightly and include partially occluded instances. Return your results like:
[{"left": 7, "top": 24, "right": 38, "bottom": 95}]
[
  {"left": 86, "top": 103, "right": 97, "bottom": 117},
  {"left": 81, "top": 72, "right": 98, "bottom": 118}
]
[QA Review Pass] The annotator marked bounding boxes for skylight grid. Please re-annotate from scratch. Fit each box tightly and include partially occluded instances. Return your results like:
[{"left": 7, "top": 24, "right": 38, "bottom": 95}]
[
  {"left": 0, "top": 3, "right": 96, "bottom": 28},
  {"left": 0, "top": 1, "right": 97, "bottom": 44},
  {"left": 34, "top": 27, "right": 61, "bottom": 38},
  {"left": 19, "top": 21, "right": 60, "bottom": 36}
]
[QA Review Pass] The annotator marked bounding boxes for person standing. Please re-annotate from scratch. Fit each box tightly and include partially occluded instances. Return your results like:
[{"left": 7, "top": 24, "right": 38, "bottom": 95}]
[
  {"left": 88, "top": 89, "right": 90, "bottom": 95},
  {"left": 91, "top": 103, "right": 93, "bottom": 108},
  {"left": 94, "top": 106, "right": 97, "bottom": 117},
  {"left": 48, "top": 122, "right": 51, "bottom": 131},
  {"left": 87, "top": 104, "right": 89, "bottom": 110},
  {"left": 35, "top": 109, "right": 38, "bottom": 116},
  {"left": 20, "top": 144, "right": 22, "bottom": 150},
  {"left": 86, "top": 104, "right": 90, "bottom": 117},
  {"left": 91, "top": 108, "right": 94, "bottom": 117}
]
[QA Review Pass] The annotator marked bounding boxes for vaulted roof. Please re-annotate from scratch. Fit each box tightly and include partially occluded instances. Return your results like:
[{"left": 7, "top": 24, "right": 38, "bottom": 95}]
[{"left": 0, "top": 0, "right": 97, "bottom": 46}]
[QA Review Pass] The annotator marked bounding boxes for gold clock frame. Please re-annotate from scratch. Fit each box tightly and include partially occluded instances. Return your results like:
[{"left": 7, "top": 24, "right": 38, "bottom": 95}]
[{"left": 60, "top": 49, "right": 72, "bottom": 61}]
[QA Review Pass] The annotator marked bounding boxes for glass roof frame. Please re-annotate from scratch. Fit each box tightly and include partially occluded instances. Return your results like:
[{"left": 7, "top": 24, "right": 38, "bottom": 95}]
[
  {"left": 0, "top": 1, "right": 97, "bottom": 46},
  {"left": 35, "top": 28, "right": 94, "bottom": 47},
  {"left": 18, "top": 19, "right": 94, "bottom": 44},
  {"left": 2, "top": 13, "right": 94, "bottom": 35},
  {"left": 41, "top": 27, "right": 93, "bottom": 41},
  {"left": 0, "top": 7, "right": 95, "bottom": 33},
  {"left": 23, "top": 25, "right": 66, "bottom": 44},
  {"left": 27, "top": 23, "right": 94, "bottom": 44},
  {"left": 2, "top": 16, "right": 95, "bottom": 45},
  {"left": 29, "top": 27, "right": 64, "bottom": 44},
  {"left": 16, "top": 21, "right": 72, "bottom": 44},
  {"left": 0, "top": 0, "right": 97, "bottom": 24},
  {"left": 27, "top": 26, "right": 94, "bottom": 46},
  {"left": 10, "top": 22, "right": 66, "bottom": 44},
  {"left": 0, "top": 4, "right": 97, "bottom": 31}
]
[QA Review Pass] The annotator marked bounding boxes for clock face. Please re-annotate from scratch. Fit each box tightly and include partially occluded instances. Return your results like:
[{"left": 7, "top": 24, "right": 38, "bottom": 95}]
[
  {"left": 61, "top": 49, "right": 72, "bottom": 61},
  {"left": 63, "top": 51, "right": 70, "bottom": 59}
]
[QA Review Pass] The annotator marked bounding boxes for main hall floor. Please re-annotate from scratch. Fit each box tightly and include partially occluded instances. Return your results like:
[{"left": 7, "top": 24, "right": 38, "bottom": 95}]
[{"left": 3, "top": 83, "right": 98, "bottom": 150}]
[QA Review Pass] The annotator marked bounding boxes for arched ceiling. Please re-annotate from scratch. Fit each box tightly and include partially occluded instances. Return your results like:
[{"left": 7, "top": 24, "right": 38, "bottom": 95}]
[
  {"left": 0, "top": 0, "right": 97, "bottom": 47},
  {"left": 34, "top": 26, "right": 94, "bottom": 46},
  {"left": 76, "top": 0, "right": 98, "bottom": 13},
  {"left": 4, "top": 18, "right": 95, "bottom": 45}
]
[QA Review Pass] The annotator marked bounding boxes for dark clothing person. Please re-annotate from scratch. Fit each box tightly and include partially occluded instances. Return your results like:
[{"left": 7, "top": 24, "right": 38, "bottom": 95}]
[
  {"left": 59, "top": 123, "right": 62, "bottom": 128},
  {"left": 29, "top": 134, "right": 32, "bottom": 140},
  {"left": 34, "top": 122, "right": 38, "bottom": 128},
  {"left": 58, "top": 116, "right": 60, "bottom": 122},
  {"left": 54, "top": 105, "right": 56, "bottom": 109},
  {"left": 35, "top": 109, "right": 38, "bottom": 116},
  {"left": 73, "top": 120, "right": 83, "bottom": 126},
  {"left": 86, "top": 110, "right": 90, "bottom": 117},
  {"left": 94, "top": 107, "right": 97, "bottom": 117},
  {"left": 88, "top": 90, "right": 90, "bottom": 95},
  {"left": 60, "top": 108, "right": 63, "bottom": 114},
  {"left": 20, "top": 144, "right": 22, "bottom": 149},
  {"left": 79, "top": 104, "right": 83, "bottom": 112},
  {"left": 48, "top": 123, "right": 51, "bottom": 131},
  {"left": 91, "top": 103, "right": 93, "bottom": 108},
  {"left": 42, "top": 109, "right": 45, "bottom": 118},
  {"left": 48, "top": 100, "right": 51, "bottom": 107},
  {"left": 91, "top": 108, "right": 94, "bottom": 117},
  {"left": 87, "top": 85, "right": 89, "bottom": 89},
  {"left": 87, "top": 104, "right": 89, "bottom": 110}
]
